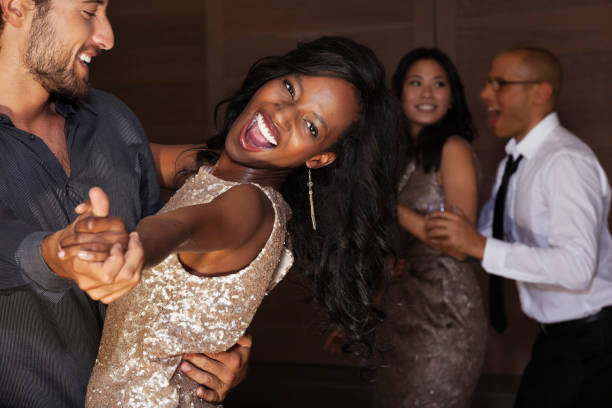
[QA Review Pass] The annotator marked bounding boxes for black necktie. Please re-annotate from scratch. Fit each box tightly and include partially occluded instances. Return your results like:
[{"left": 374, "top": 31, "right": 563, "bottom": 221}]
[{"left": 489, "top": 154, "right": 523, "bottom": 333}]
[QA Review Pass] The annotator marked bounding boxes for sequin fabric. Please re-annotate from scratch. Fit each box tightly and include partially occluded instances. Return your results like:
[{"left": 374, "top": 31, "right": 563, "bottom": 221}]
[
  {"left": 373, "top": 158, "right": 487, "bottom": 408},
  {"left": 85, "top": 168, "right": 293, "bottom": 408}
]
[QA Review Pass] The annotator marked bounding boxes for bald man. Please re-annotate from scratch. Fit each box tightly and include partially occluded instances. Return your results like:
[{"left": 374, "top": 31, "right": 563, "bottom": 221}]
[{"left": 424, "top": 46, "right": 612, "bottom": 406}]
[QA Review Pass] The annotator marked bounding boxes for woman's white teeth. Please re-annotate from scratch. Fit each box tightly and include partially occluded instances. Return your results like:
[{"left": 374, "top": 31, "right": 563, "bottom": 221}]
[
  {"left": 256, "top": 113, "right": 277, "bottom": 145},
  {"left": 417, "top": 104, "right": 436, "bottom": 111},
  {"left": 79, "top": 54, "right": 91, "bottom": 64}
]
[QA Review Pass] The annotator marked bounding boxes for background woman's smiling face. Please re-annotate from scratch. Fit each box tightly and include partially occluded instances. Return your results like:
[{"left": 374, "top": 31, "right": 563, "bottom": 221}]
[
  {"left": 401, "top": 59, "right": 452, "bottom": 136},
  {"left": 224, "top": 74, "right": 359, "bottom": 169}
]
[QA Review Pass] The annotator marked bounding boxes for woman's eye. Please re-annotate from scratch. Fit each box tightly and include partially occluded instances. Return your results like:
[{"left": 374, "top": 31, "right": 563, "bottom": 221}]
[
  {"left": 283, "top": 79, "right": 295, "bottom": 98},
  {"left": 408, "top": 80, "right": 421, "bottom": 86},
  {"left": 82, "top": 10, "right": 96, "bottom": 18},
  {"left": 305, "top": 120, "right": 318, "bottom": 137},
  {"left": 434, "top": 81, "right": 447, "bottom": 88}
]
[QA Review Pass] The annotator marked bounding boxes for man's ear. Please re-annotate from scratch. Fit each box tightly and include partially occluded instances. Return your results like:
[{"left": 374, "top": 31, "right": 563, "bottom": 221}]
[
  {"left": 0, "top": 0, "right": 29, "bottom": 29},
  {"left": 305, "top": 152, "right": 337, "bottom": 169},
  {"left": 532, "top": 82, "right": 553, "bottom": 106}
]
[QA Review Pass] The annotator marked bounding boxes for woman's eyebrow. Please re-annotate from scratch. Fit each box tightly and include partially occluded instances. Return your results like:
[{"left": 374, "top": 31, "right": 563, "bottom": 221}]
[{"left": 313, "top": 111, "right": 328, "bottom": 134}]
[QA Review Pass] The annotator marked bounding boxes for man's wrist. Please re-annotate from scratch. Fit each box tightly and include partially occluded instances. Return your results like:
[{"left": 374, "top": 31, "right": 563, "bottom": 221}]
[
  {"left": 41, "top": 231, "right": 68, "bottom": 279},
  {"left": 468, "top": 233, "right": 486, "bottom": 260}
]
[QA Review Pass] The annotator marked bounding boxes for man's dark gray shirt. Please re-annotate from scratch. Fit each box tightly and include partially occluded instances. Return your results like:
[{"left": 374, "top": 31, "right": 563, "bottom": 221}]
[{"left": 0, "top": 89, "right": 162, "bottom": 407}]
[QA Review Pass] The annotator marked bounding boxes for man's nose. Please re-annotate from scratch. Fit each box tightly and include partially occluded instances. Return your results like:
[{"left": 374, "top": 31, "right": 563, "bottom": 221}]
[
  {"left": 480, "top": 82, "right": 493, "bottom": 102},
  {"left": 93, "top": 14, "right": 115, "bottom": 51}
]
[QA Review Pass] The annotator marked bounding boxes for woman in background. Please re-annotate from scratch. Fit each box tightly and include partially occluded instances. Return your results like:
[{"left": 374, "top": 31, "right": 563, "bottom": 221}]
[{"left": 374, "top": 48, "right": 487, "bottom": 408}]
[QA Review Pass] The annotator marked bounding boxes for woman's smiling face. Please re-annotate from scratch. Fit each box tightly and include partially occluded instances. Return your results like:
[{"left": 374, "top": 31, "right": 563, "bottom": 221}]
[
  {"left": 401, "top": 59, "right": 452, "bottom": 137},
  {"left": 224, "top": 74, "right": 360, "bottom": 170}
]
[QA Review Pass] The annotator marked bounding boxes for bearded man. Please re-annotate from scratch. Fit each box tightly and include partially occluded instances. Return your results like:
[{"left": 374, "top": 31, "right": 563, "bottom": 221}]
[{"left": 0, "top": 1, "right": 248, "bottom": 406}]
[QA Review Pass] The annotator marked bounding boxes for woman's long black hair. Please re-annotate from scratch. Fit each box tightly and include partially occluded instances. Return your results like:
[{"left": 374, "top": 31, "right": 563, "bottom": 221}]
[
  {"left": 205, "top": 36, "right": 402, "bottom": 350},
  {"left": 391, "top": 48, "right": 477, "bottom": 173}
]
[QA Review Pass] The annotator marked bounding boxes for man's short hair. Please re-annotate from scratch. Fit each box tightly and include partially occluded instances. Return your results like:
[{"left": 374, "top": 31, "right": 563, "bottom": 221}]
[{"left": 504, "top": 46, "right": 563, "bottom": 104}]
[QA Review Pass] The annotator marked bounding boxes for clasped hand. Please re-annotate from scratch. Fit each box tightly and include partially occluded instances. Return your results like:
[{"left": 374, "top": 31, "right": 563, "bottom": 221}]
[
  {"left": 41, "top": 187, "right": 144, "bottom": 304},
  {"left": 41, "top": 187, "right": 251, "bottom": 403},
  {"left": 423, "top": 208, "right": 486, "bottom": 260}
]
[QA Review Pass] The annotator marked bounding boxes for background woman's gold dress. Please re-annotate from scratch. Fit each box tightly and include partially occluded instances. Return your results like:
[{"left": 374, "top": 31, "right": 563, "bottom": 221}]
[{"left": 374, "top": 161, "right": 487, "bottom": 408}]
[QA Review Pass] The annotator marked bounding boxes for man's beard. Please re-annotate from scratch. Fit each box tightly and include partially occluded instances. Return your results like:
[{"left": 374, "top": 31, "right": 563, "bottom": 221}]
[{"left": 24, "top": 8, "right": 91, "bottom": 103}]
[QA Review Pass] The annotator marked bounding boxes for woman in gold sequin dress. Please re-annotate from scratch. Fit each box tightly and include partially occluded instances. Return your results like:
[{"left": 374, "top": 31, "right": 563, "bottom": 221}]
[
  {"left": 61, "top": 37, "right": 402, "bottom": 408},
  {"left": 373, "top": 49, "right": 487, "bottom": 408}
]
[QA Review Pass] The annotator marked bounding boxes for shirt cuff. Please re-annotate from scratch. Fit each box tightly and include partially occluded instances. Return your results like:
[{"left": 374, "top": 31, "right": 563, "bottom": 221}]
[
  {"left": 15, "top": 231, "right": 74, "bottom": 292},
  {"left": 481, "top": 237, "right": 510, "bottom": 276}
]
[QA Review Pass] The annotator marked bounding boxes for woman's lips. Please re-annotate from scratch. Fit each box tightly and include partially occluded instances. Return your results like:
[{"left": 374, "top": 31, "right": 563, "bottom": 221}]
[{"left": 240, "top": 112, "right": 278, "bottom": 151}]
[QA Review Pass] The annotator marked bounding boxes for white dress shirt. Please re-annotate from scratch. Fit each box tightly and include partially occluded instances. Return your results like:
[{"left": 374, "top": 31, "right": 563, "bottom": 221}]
[{"left": 479, "top": 112, "right": 612, "bottom": 323}]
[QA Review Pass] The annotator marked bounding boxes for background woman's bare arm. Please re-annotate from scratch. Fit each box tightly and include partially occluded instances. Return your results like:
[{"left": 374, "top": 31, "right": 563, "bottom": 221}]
[{"left": 398, "top": 136, "right": 478, "bottom": 261}]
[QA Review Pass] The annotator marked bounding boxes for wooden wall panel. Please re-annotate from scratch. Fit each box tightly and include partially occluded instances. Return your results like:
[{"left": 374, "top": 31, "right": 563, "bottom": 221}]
[
  {"left": 217, "top": 0, "right": 426, "bottom": 99},
  {"left": 91, "top": 1, "right": 210, "bottom": 144}
]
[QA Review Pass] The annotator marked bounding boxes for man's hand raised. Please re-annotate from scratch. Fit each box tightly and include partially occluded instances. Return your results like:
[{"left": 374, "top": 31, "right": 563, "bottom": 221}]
[{"left": 424, "top": 208, "right": 486, "bottom": 260}]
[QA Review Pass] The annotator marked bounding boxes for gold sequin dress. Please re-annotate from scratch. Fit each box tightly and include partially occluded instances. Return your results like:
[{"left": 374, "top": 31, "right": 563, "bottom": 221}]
[{"left": 85, "top": 168, "right": 293, "bottom": 408}]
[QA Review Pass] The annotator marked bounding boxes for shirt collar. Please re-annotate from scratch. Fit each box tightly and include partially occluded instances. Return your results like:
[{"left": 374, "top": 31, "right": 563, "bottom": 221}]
[
  {"left": 0, "top": 96, "right": 97, "bottom": 127},
  {"left": 0, "top": 113, "right": 12, "bottom": 126},
  {"left": 53, "top": 96, "right": 97, "bottom": 118},
  {"left": 504, "top": 112, "right": 559, "bottom": 159}
]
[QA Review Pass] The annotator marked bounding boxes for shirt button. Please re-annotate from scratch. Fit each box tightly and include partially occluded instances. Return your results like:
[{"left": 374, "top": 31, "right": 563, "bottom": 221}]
[{"left": 29, "top": 135, "right": 35, "bottom": 141}]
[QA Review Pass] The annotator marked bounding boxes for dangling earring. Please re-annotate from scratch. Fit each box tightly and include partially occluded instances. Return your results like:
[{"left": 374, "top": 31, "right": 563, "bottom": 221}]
[{"left": 308, "top": 168, "right": 317, "bottom": 231}]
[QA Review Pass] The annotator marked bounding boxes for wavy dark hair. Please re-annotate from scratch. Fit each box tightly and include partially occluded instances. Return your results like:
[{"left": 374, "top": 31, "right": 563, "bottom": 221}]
[
  {"left": 391, "top": 48, "right": 477, "bottom": 173},
  {"left": 203, "top": 36, "right": 402, "bottom": 350}
]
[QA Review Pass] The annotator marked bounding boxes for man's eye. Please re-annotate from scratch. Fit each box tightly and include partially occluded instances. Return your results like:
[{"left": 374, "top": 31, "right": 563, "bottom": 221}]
[
  {"left": 305, "top": 120, "right": 318, "bottom": 137},
  {"left": 283, "top": 79, "right": 295, "bottom": 98},
  {"left": 82, "top": 10, "right": 96, "bottom": 18}
]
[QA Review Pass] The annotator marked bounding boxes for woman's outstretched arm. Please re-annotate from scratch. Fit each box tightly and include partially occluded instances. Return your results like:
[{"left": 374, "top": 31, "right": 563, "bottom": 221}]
[
  {"left": 59, "top": 184, "right": 274, "bottom": 276},
  {"left": 136, "top": 183, "right": 274, "bottom": 272}
]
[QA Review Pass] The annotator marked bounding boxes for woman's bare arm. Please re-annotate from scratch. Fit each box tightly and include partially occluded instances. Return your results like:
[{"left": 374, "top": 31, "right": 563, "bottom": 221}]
[
  {"left": 437, "top": 136, "right": 478, "bottom": 224},
  {"left": 434, "top": 136, "right": 478, "bottom": 260},
  {"left": 136, "top": 184, "right": 275, "bottom": 272},
  {"left": 398, "top": 136, "right": 478, "bottom": 260}
]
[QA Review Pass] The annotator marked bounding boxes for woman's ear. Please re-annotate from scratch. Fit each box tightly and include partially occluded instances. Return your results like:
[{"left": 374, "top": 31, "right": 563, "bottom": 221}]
[{"left": 305, "top": 152, "right": 337, "bottom": 169}]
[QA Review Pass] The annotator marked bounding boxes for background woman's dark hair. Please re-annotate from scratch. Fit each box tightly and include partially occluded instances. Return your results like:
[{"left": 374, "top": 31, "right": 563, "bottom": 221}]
[
  {"left": 391, "top": 48, "right": 477, "bottom": 173},
  {"left": 204, "top": 36, "right": 403, "bottom": 350}
]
